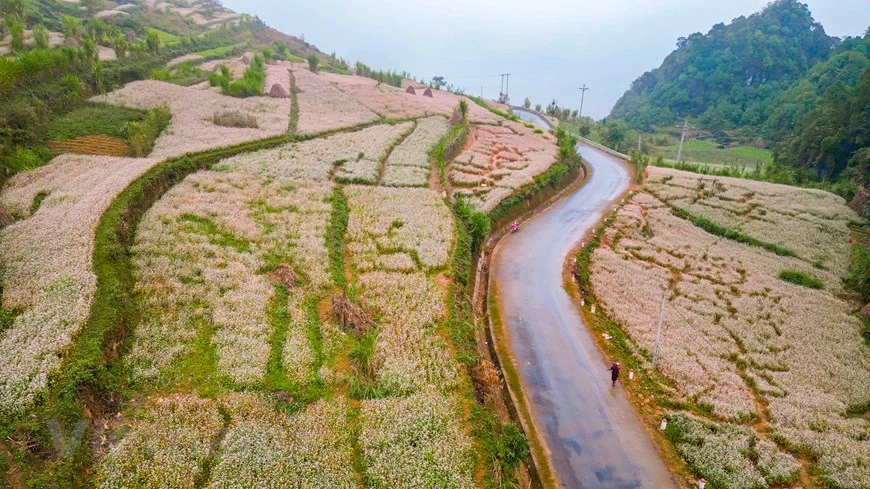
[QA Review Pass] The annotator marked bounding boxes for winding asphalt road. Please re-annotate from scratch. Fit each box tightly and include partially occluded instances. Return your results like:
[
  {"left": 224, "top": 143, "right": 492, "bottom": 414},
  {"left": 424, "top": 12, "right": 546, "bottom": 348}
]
[{"left": 490, "top": 135, "right": 676, "bottom": 488}]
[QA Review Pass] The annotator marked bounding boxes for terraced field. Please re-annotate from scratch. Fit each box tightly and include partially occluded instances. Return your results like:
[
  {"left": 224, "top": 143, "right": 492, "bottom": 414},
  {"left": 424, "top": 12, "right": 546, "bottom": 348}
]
[
  {"left": 0, "top": 57, "right": 563, "bottom": 487},
  {"left": 586, "top": 167, "right": 869, "bottom": 489}
]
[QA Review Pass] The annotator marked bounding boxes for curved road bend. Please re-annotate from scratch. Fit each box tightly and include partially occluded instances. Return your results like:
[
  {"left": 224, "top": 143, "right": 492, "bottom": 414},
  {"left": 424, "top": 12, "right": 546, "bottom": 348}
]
[{"left": 490, "top": 143, "right": 676, "bottom": 488}]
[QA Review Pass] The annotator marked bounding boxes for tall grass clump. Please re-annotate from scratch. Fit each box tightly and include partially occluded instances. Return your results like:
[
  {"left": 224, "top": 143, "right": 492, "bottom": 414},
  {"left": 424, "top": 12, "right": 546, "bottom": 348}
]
[
  {"left": 778, "top": 270, "right": 824, "bottom": 289},
  {"left": 630, "top": 149, "right": 649, "bottom": 184},
  {"left": 307, "top": 53, "right": 318, "bottom": 73}
]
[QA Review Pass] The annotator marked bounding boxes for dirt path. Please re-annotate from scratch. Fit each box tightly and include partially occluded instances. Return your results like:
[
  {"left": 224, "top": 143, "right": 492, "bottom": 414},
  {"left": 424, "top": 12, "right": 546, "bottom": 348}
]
[{"left": 490, "top": 144, "right": 676, "bottom": 488}]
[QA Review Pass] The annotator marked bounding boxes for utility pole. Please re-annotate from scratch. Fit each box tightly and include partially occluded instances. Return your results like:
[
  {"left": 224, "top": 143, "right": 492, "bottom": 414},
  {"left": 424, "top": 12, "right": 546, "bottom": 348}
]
[
  {"left": 577, "top": 84, "right": 589, "bottom": 120},
  {"left": 676, "top": 118, "right": 689, "bottom": 163},
  {"left": 652, "top": 290, "right": 666, "bottom": 367},
  {"left": 480, "top": 86, "right": 483, "bottom": 98}
]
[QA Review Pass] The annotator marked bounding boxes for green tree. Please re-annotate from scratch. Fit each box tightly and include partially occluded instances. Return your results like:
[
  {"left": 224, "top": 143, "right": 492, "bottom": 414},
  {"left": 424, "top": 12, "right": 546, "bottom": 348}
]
[
  {"left": 430, "top": 75, "right": 446, "bottom": 89},
  {"left": 609, "top": 0, "right": 835, "bottom": 132},
  {"left": 306, "top": 53, "right": 318, "bottom": 72},
  {"left": 774, "top": 67, "right": 870, "bottom": 183},
  {"left": 273, "top": 40, "right": 289, "bottom": 60},
  {"left": 523, "top": 97, "right": 531, "bottom": 109}
]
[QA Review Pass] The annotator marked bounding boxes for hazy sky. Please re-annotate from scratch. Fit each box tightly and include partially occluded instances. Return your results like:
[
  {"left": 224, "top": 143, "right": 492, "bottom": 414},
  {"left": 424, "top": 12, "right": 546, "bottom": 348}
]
[{"left": 223, "top": 0, "right": 869, "bottom": 119}]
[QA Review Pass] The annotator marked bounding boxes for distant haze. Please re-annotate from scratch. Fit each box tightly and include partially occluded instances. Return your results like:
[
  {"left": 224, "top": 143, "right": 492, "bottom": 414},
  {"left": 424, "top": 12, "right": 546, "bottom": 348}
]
[{"left": 224, "top": 0, "right": 869, "bottom": 120}]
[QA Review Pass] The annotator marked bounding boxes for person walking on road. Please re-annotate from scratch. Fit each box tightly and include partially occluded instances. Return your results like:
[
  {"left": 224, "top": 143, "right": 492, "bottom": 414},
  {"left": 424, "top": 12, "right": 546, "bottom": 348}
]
[{"left": 608, "top": 361, "right": 621, "bottom": 386}]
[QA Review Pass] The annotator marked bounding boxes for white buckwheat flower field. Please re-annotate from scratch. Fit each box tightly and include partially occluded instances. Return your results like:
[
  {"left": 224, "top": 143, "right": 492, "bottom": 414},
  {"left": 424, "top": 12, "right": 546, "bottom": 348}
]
[
  {"left": 588, "top": 167, "right": 870, "bottom": 488},
  {"left": 0, "top": 51, "right": 572, "bottom": 486}
]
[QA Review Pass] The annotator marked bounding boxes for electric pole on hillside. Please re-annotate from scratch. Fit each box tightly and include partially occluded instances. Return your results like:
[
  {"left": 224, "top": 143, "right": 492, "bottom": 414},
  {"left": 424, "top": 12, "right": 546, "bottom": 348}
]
[
  {"left": 577, "top": 84, "right": 589, "bottom": 119},
  {"left": 499, "top": 73, "right": 511, "bottom": 104},
  {"left": 676, "top": 118, "right": 689, "bottom": 163},
  {"left": 652, "top": 290, "right": 666, "bottom": 367}
]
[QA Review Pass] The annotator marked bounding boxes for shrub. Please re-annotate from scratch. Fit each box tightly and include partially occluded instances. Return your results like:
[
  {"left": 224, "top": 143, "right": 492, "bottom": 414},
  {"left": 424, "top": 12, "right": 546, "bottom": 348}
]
[
  {"left": 630, "top": 149, "right": 649, "bottom": 184},
  {"left": 306, "top": 53, "right": 318, "bottom": 73},
  {"left": 124, "top": 105, "right": 171, "bottom": 156},
  {"left": 210, "top": 110, "right": 258, "bottom": 128},
  {"left": 778, "top": 270, "right": 824, "bottom": 289},
  {"left": 151, "top": 68, "right": 170, "bottom": 81},
  {"left": 208, "top": 64, "right": 231, "bottom": 90},
  {"left": 844, "top": 244, "right": 870, "bottom": 301},
  {"left": 210, "top": 55, "right": 266, "bottom": 98},
  {"left": 454, "top": 197, "right": 490, "bottom": 252},
  {"left": 3, "top": 146, "right": 53, "bottom": 175},
  {"left": 225, "top": 54, "right": 265, "bottom": 97}
]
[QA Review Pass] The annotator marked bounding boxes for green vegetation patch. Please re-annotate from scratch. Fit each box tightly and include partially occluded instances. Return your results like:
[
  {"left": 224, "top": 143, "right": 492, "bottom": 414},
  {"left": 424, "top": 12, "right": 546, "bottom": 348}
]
[
  {"left": 468, "top": 96, "right": 519, "bottom": 122},
  {"left": 326, "top": 187, "right": 349, "bottom": 288},
  {"left": 45, "top": 104, "right": 147, "bottom": 141},
  {"left": 126, "top": 106, "right": 172, "bottom": 157},
  {"left": 844, "top": 244, "right": 870, "bottom": 302},
  {"left": 178, "top": 213, "right": 252, "bottom": 253},
  {"left": 650, "top": 139, "right": 773, "bottom": 169},
  {"left": 209, "top": 54, "right": 266, "bottom": 97},
  {"left": 147, "top": 27, "right": 182, "bottom": 46},
  {"left": 778, "top": 270, "right": 824, "bottom": 289},
  {"left": 190, "top": 42, "right": 248, "bottom": 57},
  {"left": 668, "top": 205, "right": 797, "bottom": 257}
]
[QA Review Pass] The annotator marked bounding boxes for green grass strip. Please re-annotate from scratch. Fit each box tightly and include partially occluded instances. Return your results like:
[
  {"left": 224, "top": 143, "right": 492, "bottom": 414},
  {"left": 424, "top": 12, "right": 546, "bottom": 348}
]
[
  {"left": 326, "top": 187, "right": 349, "bottom": 289},
  {"left": 668, "top": 205, "right": 797, "bottom": 257},
  {"left": 468, "top": 96, "right": 519, "bottom": 122}
]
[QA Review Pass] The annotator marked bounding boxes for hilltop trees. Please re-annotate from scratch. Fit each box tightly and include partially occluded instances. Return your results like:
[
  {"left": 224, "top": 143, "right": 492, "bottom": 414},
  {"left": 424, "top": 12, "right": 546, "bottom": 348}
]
[
  {"left": 774, "top": 67, "right": 870, "bottom": 184},
  {"left": 610, "top": 0, "right": 834, "bottom": 131}
]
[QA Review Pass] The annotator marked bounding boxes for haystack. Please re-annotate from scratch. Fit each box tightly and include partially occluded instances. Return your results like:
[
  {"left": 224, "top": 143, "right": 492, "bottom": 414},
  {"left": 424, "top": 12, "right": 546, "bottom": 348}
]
[
  {"left": 449, "top": 108, "right": 462, "bottom": 125},
  {"left": 422, "top": 87, "right": 434, "bottom": 97},
  {"left": 268, "top": 83, "right": 288, "bottom": 98},
  {"left": 0, "top": 205, "right": 12, "bottom": 229},
  {"left": 266, "top": 264, "right": 297, "bottom": 287},
  {"left": 332, "top": 294, "right": 374, "bottom": 332},
  {"left": 405, "top": 85, "right": 416, "bottom": 95}
]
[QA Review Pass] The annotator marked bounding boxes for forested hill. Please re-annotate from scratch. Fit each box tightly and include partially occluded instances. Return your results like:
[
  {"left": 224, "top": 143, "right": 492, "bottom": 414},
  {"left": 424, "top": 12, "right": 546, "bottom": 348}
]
[{"left": 609, "top": 0, "right": 837, "bottom": 132}]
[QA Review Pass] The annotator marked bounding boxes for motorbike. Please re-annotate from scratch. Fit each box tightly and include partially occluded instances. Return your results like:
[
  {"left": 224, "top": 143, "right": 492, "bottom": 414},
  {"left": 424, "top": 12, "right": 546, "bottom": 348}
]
[{"left": 510, "top": 221, "right": 519, "bottom": 233}]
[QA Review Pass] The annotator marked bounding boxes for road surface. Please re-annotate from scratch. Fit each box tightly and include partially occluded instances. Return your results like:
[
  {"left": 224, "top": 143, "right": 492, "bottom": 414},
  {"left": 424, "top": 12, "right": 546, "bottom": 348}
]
[{"left": 490, "top": 143, "right": 676, "bottom": 488}]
